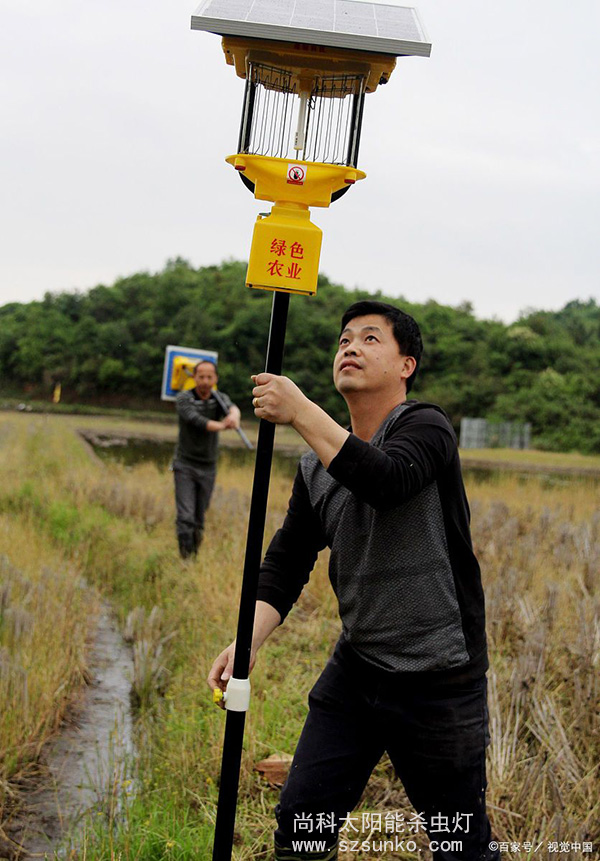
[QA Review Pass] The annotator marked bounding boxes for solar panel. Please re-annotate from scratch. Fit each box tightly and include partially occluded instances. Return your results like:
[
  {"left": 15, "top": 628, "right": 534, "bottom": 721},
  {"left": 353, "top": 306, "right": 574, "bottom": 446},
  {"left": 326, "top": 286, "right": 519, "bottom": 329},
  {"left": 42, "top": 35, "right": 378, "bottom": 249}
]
[{"left": 191, "top": 0, "right": 431, "bottom": 58}]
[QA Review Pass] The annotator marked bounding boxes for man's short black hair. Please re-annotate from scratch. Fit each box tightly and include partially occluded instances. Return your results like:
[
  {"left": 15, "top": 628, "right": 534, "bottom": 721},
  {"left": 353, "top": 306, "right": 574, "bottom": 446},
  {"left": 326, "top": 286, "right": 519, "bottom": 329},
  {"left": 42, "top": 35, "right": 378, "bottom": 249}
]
[
  {"left": 194, "top": 359, "right": 217, "bottom": 374},
  {"left": 340, "top": 300, "right": 423, "bottom": 393}
]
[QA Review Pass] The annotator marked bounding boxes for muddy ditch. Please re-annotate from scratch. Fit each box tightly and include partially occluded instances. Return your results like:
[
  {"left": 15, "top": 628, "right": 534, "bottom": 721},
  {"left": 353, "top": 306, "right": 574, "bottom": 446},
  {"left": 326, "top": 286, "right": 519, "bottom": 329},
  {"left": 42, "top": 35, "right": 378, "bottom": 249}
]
[{"left": 4, "top": 603, "right": 134, "bottom": 860}]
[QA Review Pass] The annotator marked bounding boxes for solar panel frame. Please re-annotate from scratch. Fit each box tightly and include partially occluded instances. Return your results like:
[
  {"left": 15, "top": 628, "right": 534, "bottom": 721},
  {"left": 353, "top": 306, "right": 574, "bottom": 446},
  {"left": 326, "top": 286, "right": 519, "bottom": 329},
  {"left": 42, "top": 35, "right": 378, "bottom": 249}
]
[{"left": 191, "top": 0, "right": 431, "bottom": 58}]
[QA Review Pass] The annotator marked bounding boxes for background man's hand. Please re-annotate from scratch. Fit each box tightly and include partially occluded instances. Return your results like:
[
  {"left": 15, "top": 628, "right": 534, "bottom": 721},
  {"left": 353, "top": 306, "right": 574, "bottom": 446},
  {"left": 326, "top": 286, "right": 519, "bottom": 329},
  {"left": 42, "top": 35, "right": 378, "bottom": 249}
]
[
  {"left": 251, "top": 373, "right": 309, "bottom": 425},
  {"left": 222, "top": 413, "right": 240, "bottom": 430}
]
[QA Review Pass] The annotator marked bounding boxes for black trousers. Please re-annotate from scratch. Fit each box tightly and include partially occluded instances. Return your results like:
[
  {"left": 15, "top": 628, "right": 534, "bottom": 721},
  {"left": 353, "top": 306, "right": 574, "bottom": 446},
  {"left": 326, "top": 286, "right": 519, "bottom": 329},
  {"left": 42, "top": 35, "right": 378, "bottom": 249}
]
[
  {"left": 173, "top": 462, "right": 216, "bottom": 558},
  {"left": 275, "top": 639, "right": 499, "bottom": 861}
]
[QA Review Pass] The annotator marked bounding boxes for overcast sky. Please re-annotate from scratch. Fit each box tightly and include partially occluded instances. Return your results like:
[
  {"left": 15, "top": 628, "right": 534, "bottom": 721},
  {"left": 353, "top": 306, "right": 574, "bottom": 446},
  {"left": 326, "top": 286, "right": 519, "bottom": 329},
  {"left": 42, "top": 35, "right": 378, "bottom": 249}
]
[{"left": 2, "top": 0, "right": 599, "bottom": 322}]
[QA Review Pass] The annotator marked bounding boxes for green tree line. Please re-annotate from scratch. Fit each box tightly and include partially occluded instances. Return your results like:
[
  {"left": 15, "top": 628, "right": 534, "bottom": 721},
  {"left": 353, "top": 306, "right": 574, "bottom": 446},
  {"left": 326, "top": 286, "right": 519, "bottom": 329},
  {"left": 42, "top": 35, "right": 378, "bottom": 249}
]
[{"left": 1, "top": 258, "right": 599, "bottom": 452}]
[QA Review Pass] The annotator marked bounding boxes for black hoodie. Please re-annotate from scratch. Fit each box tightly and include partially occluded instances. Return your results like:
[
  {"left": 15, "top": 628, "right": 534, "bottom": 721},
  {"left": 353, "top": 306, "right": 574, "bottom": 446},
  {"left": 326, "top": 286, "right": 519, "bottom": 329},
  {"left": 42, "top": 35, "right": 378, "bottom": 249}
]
[{"left": 257, "top": 400, "right": 488, "bottom": 684}]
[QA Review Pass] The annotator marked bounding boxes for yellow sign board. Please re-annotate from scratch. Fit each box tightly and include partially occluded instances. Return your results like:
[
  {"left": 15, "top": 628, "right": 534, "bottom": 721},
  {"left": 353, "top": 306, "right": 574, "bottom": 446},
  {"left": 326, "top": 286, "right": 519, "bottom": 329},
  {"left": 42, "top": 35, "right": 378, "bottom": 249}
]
[{"left": 170, "top": 356, "right": 198, "bottom": 392}]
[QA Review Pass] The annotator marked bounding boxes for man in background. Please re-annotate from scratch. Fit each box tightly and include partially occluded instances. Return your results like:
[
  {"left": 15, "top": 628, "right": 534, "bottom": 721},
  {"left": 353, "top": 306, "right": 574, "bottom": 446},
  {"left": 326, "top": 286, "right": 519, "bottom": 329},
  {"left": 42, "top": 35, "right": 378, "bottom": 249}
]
[{"left": 173, "top": 360, "right": 241, "bottom": 558}]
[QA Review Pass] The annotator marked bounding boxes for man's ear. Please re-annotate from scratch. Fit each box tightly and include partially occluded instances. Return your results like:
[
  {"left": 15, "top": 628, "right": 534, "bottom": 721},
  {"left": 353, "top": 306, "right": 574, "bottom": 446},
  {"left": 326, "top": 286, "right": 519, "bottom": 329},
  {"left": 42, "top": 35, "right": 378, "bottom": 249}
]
[{"left": 400, "top": 356, "right": 417, "bottom": 382}]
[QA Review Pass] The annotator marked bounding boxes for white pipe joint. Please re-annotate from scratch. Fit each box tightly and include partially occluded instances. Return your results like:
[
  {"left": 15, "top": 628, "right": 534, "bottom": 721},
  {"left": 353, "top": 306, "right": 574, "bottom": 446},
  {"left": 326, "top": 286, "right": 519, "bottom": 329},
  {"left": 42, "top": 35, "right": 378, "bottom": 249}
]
[{"left": 224, "top": 677, "right": 251, "bottom": 712}]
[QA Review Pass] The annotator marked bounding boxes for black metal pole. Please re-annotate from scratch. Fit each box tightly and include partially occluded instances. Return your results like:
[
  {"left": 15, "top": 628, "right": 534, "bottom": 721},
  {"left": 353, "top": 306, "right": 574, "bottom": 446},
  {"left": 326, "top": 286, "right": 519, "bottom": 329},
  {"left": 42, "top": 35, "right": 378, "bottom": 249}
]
[{"left": 212, "top": 290, "right": 290, "bottom": 861}]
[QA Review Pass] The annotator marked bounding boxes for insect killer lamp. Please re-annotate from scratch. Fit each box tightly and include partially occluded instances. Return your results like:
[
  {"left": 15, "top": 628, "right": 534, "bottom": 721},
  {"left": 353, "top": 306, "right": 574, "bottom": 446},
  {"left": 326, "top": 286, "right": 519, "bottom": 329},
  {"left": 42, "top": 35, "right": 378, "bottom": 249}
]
[{"left": 192, "top": 0, "right": 431, "bottom": 296}]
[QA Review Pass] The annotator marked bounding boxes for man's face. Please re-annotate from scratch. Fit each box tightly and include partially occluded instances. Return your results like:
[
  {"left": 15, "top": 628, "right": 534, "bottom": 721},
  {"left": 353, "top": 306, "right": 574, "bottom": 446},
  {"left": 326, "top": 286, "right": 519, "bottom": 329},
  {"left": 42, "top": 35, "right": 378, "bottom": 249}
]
[
  {"left": 193, "top": 362, "right": 217, "bottom": 397},
  {"left": 333, "top": 314, "right": 411, "bottom": 398}
]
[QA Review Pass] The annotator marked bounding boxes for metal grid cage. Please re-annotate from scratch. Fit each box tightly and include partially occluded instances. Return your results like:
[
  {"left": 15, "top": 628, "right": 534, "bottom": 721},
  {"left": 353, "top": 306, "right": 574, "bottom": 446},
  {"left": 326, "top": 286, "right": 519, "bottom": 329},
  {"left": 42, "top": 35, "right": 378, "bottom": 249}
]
[{"left": 238, "top": 62, "right": 366, "bottom": 167}]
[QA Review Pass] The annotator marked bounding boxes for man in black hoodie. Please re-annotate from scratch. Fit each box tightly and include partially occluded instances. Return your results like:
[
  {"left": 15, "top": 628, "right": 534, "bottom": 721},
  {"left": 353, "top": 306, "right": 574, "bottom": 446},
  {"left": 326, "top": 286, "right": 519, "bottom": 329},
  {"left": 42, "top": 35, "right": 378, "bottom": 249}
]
[{"left": 209, "top": 301, "right": 498, "bottom": 861}]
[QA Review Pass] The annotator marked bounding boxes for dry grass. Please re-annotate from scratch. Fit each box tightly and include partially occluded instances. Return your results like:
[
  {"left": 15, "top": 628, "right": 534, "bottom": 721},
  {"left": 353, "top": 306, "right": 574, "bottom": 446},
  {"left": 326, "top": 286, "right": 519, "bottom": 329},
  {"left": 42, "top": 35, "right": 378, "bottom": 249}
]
[
  {"left": 0, "top": 522, "right": 95, "bottom": 788},
  {"left": 461, "top": 447, "right": 600, "bottom": 473},
  {"left": 0, "top": 413, "right": 598, "bottom": 860},
  {"left": 468, "top": 491, "right": 599, "bottom": 854},
  {"left": 124, "top": 605, "right": 176, "bottom": 710}
]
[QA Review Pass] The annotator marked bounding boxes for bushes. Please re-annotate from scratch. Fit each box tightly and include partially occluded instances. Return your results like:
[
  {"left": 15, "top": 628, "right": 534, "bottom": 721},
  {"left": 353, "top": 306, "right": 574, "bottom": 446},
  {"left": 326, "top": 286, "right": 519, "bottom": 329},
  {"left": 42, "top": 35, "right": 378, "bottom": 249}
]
[{"left": 1, "top": 262, "right": 599, "bottom": 451}]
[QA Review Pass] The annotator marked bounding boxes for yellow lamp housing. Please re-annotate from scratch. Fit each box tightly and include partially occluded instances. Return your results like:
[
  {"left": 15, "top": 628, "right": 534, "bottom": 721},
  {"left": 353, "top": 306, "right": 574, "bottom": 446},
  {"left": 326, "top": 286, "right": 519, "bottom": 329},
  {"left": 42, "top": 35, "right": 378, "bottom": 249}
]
[
  {"left": 222, "top": 36, "right": 397, "bottom": 95},
  {"left": 226, "top": 155, "right": 365, "bottom": 209},
  {"left": 226, "top": 152, "right": 365, "bottom": 296}
]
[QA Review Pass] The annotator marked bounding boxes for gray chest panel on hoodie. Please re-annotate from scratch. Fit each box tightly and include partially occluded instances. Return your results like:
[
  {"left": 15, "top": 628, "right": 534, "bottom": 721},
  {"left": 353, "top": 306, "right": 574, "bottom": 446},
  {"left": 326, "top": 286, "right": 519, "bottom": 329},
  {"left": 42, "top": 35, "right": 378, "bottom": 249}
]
[{"left": 299, "top": 405, "right": 469, "bottom": 672}]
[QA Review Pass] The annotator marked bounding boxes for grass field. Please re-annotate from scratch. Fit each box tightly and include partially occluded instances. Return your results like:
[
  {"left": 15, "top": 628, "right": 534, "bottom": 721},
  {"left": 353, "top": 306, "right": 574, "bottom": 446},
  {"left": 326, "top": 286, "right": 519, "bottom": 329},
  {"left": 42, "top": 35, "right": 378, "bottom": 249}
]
[{"left": 0, "top": 413, "right": 598, "bottom": 860}]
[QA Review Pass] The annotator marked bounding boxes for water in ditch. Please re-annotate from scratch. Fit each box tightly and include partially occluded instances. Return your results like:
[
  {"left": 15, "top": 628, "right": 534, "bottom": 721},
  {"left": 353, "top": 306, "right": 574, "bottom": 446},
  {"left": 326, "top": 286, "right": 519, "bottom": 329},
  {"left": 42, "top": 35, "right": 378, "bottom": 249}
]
[{"left": 8, "top": 602, "right": 134, "bottom": 859}]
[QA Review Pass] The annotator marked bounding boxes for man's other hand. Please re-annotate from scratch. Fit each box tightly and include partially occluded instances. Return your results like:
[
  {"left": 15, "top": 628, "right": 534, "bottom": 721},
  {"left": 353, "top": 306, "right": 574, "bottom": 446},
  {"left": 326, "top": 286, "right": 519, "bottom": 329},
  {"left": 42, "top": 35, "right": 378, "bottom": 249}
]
[
  {"left": 207, "top": 641, "right": 257, "bottom": 708},
  {"left": 206, "top": 419, "right": 226, "bottom": 433}
]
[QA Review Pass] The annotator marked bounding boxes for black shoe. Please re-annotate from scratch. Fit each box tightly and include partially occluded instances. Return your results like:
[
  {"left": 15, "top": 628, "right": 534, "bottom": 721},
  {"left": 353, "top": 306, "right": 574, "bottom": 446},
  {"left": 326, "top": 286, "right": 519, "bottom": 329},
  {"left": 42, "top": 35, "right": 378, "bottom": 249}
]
[
  {"left": 178, "top": 535, "right": 196, "bottom": 559},
  {"left": 192, "top": 529, "right": 204, "bottom": 556}
]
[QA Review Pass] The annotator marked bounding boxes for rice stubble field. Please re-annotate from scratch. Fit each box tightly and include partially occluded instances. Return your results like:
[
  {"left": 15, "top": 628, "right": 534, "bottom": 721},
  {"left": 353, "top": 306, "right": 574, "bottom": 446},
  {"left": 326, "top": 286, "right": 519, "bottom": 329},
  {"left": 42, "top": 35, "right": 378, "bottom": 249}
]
[{"left": 0, "top": 413, "right": 598, "bottom": 860}]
